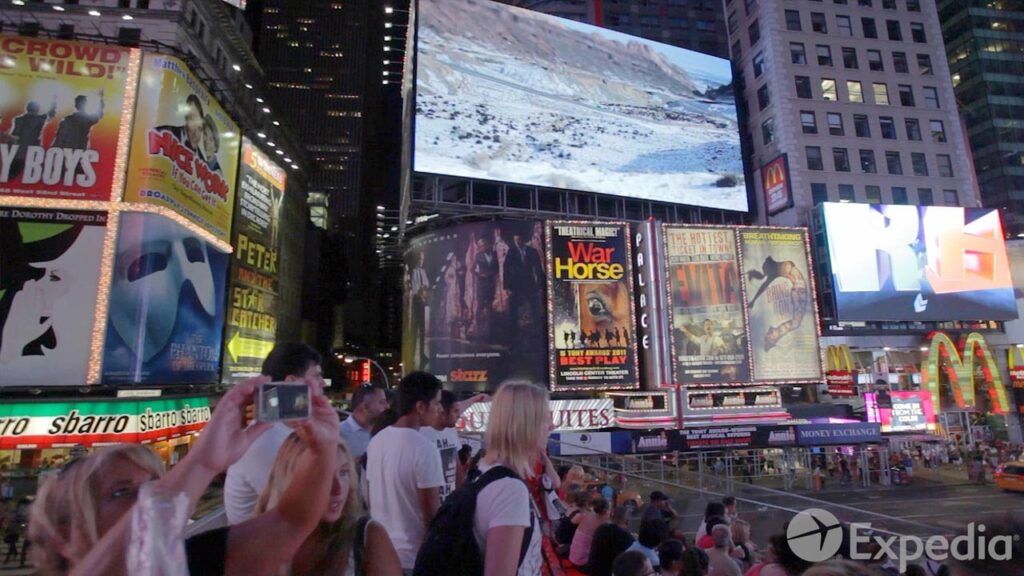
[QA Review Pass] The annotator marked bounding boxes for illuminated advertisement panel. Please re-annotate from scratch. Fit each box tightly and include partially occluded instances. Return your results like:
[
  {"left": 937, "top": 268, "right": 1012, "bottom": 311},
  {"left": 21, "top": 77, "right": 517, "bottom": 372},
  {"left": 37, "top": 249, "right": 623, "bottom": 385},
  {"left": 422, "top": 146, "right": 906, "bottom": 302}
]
[
  {"left": 761, "top": 154, "right": 793, "bottom": 216},
  {"left": 0, "top": 36, "right": 137, "bottom": 202},
  {"left": 865, "top": 391, "right": 937, "bottom": 433},
  {"left": 664, "top": 226, "right": 749, "bottom": 385},
  {"left": 548, "top": 222, "right": 639, "bottom": 390},
  {"left": 822, "top": 203, "right": 1016, "bottom": 321}
]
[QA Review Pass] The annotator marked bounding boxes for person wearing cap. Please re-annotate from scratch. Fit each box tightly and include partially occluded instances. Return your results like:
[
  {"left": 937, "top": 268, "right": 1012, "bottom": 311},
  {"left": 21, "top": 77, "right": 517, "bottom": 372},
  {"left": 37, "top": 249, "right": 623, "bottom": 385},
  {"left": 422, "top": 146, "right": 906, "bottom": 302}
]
[{"left": 641, "top": 490, "right": 679, "bottom": 529}]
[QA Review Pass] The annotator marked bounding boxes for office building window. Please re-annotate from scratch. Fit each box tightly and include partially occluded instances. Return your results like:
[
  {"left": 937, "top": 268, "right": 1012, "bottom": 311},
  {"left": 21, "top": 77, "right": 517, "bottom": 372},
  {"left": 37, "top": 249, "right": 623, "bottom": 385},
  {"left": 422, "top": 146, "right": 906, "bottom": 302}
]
[
  {"left": 731, "top": 40, "right": 742, "bottom": 62},
  {"left": 791, "top": 43, "right": 807, "bottom": 64},
  {"left": 801, "top": 111, "right": 818, "bottom": 134},
  {"left": 937, "top": 154, "right": 954, "bottom": 177},
  {"left": 905, "top": 118, "right": 922, "bottom": 140},
  {"left": 822, "top": 78, "right": 838, "bottom": 101},
  {"left": 834, "top": 148, "right": 851, "bottom": 172},
  {"left": 786, "top": 10, "right": 802, "bottom": 31},
  {"left": 749, "top": 19, "right": 761, "bottom": 45},
  {"left": 753, "top": 51, "right": 766, "bottom": 77},
  {"left": 907, "top": 0, "right": 921, "bottom": 11},
  {"left": 866, "top": 185, "right": 882, "bottom": 203},
  {"left": 859, "top": 0, "right": 873, "bottom": 6},
  {"left": 847, "top": 81, "right": 864, "bottom": 102},
  {"left": 882, "top": 0, "right": 896, "bottom": 8},
  {"left": 873, "top": 82, "right": 890, "bottom": 105},
  {"left": 917, "top": 54, "right": 932, "bottom": 75},
  {"left": 827, "top": 112, "right": 844, "bottom": 135},
  {"left": 796, "top": 76, "right": 813, "bottom": 98},
  {"left": 860, "top": 149, "right": 877, "bottom": 173},
  {"left": 930, "top": 120, "right": 946, "bottom": 143},
  {"left": 839, "top": 184, "right": 856, "bottom": 202},
  {"left": 880, "top": 116, "right": 897, "bottom": 139},
  {"left": 862, "top": 17, "right": 878, "bottom": 38},
  {"left": 943, "top": 189, "right": 958, "bottom": 205},
  {"left": 728, "top": 10, "right": 738, "bottom": 34},
  {"left": 757, "top": 84, "right": 770, "bottom": 109},
  {"left": 807, "top": 146, "right": 824, "bottom": 170},
  {"left": 745, "top": 0, "right": 758, "bottom": 16},
  {"left": 812, "top": 183, "right": 829, "bottom": 204},
  {"left": 898, "top": 85, "right": 915, "bottom": 106},
  {"left": 868, "top": 49, "right": 884, "bottom": 71},
  {"left": 854, "top": 114, "right": 871, "bottom": 137},
  {"left": 812, "top": 12, "right": 828, "bottom": 33},
  {"left": 911, "top": 152, "right": 929, "bottom": 176},
  {"left": 886, "top": 151, "right": 903, "bottom": 174},
  {"left": 892, "top": 186, "right": 908, "bottom": 205},
  {"left": 837, "top": 15, "right": 853, "bottom": 37},
  {"left": 893, "top": 52, "right": 909, "bottom": 73},
  {"left": 923, "top": 86, "right": 939, "bottom": 108},
  {"left": 886, "top": 20, "right": 902, "bottom": 41},
  {"left": 762, "top": 117, "right": 775, "bottom": 145},
  {"left": 911, "top": 22, "right": 926, "bottom": 43},
  {"left": 842, "top": 47, "right": 859, "bottom": 69},
  {"left": 817, "top": 45, "right": 833, "bottom": 66},
  {"left": 917, "top": 188, "right": 933, "bottom": 205}
]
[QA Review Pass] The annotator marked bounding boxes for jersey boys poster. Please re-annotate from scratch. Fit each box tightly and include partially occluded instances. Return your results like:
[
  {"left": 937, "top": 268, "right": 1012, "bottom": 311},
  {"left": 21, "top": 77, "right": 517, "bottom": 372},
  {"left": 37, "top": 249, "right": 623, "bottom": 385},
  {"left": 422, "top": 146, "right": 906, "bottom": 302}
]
[
  {"left": 402, "top": 220, "right": 547, "bottom": 389},
  {"left": 547, "top": 222, "right": 639, "bottom": 391},
  {"left": 222, "top": 139, "right": 284, "bottom": 382},
  {"left": 0, "top": 36, "right": 138, "bottom": 202},
  {"left": 664, "top": 226, "right": 749, "bottom": 385},
  {"left": 124, "top": 54, "right": 240, "bottom": 242},
  {"left": 101, "top": 212, "right": 228, "bottom": 384},
  {"left": 0, "top": 208, "right": 106, "bottom": 386},
  {"left": 738, "top": 228, "right": 821, "bottom": 382}
]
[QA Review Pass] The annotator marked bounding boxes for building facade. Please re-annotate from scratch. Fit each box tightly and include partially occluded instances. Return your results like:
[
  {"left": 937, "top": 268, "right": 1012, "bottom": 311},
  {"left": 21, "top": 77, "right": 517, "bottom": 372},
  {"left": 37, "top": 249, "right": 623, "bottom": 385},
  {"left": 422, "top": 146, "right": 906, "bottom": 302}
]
[
  {"left": 939, "top": 0, "right": 1024, "bottom": 236},
  {"left": 727, "top": 0, "right": 979, "bottom": 227}
]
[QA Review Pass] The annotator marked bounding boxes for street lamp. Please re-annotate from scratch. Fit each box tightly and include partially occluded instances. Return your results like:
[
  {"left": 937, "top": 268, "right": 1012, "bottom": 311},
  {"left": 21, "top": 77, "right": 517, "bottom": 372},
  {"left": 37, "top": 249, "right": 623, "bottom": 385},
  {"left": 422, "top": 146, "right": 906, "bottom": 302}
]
[{"left": 339, "top": 354, "right": 392, "bottom": 389}]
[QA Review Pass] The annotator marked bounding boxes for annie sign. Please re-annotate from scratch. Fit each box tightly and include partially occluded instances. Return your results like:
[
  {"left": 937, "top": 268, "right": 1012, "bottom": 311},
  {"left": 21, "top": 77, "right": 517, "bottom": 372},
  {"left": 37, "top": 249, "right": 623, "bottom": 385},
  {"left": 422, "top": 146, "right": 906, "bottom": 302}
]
[
  {"left": 761, "top": 155, "right": 793, "bottom": 216},
  {"left": 456, "top": 398, "right": 614, "bottom": 433}
]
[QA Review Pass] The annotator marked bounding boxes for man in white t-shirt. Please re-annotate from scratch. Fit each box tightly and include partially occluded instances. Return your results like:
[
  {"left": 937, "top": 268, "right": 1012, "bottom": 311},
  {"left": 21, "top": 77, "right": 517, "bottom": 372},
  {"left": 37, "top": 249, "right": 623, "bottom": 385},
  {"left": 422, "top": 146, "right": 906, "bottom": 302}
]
[
  {"left": 367, "top": 371, "right": 445, "bottom": 572},
  {"left": 223, "top": 342, "right": 326, "bottom": 525},
  {"left": 420, "top": 389, "right": 489, "bottom": 501}
]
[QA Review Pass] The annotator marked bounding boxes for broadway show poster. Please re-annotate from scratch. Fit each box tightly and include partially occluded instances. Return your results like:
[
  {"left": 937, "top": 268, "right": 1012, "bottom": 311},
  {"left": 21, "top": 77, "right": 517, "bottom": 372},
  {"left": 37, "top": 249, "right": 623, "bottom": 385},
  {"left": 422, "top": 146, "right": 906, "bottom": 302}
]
[
  {"left": 664, "top": 226, "right": 749, "bottom": 385},
  {"left": 124, "top": 54, "right": 240, "bottom": 242},
  {"left": 738, "top": 228, "right": 822, "bottom": 382},
  {"left": 0, "top": 36, "right": 137, "bottom": 202},
  {"left": 102, "top": 212, "right": 228, "bottom": 385},
  {"left": 548, "top": 222, "right": 639, "bottom": 391},
  {"left": 0, "top": 208, "right": 106, "bottom": 386},
  {"left": 221, "top": 139, "right": 284, "bottom": 383},
  {"left": 402, "top": 220, "right": 547, "bottom": 389}
]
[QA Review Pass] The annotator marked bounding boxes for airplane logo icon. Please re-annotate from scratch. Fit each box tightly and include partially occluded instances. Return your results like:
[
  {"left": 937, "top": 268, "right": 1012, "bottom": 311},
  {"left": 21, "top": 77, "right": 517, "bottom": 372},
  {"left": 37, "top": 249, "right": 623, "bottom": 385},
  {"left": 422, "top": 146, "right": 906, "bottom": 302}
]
[{"left": 787, "top": 508, "right": 844, "bottom": 562}]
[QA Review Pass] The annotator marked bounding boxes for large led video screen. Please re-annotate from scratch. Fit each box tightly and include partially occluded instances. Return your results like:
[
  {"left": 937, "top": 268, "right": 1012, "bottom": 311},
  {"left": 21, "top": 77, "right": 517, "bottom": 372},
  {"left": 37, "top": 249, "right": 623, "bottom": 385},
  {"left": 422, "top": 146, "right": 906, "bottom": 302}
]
[
  {"left": 822, "top": 203, "right": 1016, "bottom": 322},
  {"left": 414, "top": 0, "right": 746, "bottom": 212}
]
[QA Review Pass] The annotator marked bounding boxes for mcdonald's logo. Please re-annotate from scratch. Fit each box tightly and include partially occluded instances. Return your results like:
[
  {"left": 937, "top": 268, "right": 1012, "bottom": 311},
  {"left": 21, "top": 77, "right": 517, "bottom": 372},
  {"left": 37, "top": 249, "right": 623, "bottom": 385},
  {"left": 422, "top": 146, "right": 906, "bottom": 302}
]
[
  {"left": 762, "top": 155, "right": 793, "bottom": 216},
  {"left": 825, "top": 345, "right": 857, "bottom": 396},
  {"left": 921, "top": 331, "right": 1010, "bottom": 414},
  {"left": 1007, "top": 347, "right": 1024, "bottom": 389},
  {"left": 825, "top": 345, "right": 855, "bottom": 372}
]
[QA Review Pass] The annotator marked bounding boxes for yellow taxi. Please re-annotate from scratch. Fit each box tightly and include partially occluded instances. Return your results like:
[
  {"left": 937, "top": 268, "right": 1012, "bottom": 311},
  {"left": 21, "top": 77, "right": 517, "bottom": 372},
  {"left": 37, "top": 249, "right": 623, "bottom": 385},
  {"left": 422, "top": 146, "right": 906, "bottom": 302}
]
[{"left": 994, "top": 461, "right": 1024, "bottom": 492}]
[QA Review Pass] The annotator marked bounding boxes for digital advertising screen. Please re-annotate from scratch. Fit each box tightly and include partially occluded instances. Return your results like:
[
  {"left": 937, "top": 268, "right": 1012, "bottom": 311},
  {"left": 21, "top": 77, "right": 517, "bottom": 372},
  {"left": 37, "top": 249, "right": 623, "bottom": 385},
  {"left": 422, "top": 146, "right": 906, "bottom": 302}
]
[
  {"left": 822, "top": 203, "right": 1016, "bottom": 322},
  {"left": 414, "top": 0, "right": 746, "bottom": 211},
  {"left": 664, "top": 226, "right": 749, "bottom": 385},
  {"left": 401, "top": 220, "right": 547, "bottom": 389},
  {"left": 865, "top": 390, "right": 937, "bottom": 433},
  {"left": 548, "top": 222, "right": 639, "bottom": 391},
  {"left": 0, "top": 36, "right": 138, "bottom": 202}
]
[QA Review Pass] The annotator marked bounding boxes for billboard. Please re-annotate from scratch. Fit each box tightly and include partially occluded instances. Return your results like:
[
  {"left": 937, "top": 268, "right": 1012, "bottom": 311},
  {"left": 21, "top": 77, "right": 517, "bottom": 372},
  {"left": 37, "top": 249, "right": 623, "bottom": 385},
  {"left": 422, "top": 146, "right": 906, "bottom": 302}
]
[
  {"left": 124, "top": 54, "right": 240, "bottom": 242},
  {"left": 0, "top": 36, "right": 137, "bottom": 202},
  {"left": 457, "top": 398, "right": 614, "bottom": 433},
  {"left": 414, "top": 0, "right": 746, "bottom": 211},
  {"left": 0, "top": 207, "right": 106, "bottom": 386},
  {"left": 664, "top": 226, "right": 749, "bottom": 385},
  {"left": 102, "top": 212, "right": 228, "bottom": 384},
  {"left": 222, "top": 139, "right": 285, "bottom": 382},
  {"left": 822, "top": 203, "right": 1016, "bottom": 321},
  {"left": 402, "top": 220, "right": 547, "bottom": 388},
  {"left": 738, "top": 228, "right": 821, "bottom": 382},
  {"left": 761, "top": 154, "right": 793, "bottom": 216},
  {"left": 548, "top": 222, "right": 639, "bottom": 390},
  {"left": 865, "top": 391, "right": 937, "bottom": 433}
]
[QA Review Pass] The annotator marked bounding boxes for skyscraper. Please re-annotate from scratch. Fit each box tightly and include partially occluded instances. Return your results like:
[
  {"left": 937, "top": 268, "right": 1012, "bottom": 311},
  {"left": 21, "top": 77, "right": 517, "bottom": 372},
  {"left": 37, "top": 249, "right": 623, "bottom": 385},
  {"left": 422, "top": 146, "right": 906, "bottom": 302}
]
[{"left": 939, "top": 0, "right": 1024, "bottom": 236}]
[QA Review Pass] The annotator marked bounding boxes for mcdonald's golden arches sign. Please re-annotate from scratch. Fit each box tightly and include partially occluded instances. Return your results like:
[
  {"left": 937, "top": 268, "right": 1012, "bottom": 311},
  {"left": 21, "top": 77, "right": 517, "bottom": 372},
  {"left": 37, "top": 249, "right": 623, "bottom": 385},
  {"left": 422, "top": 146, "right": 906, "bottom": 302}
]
[
  {"left": 825, "top": 345, "right": 857, "bottom": 396},
  {"left": 761, "top": 154, "right": 793, "bottom": 216}
]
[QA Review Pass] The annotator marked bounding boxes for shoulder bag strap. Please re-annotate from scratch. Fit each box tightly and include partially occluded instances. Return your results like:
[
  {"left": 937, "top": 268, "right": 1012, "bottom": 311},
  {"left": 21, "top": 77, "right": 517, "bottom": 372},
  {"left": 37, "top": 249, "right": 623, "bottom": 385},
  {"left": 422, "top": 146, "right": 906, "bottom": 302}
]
[{"left": 353, "top": 515, "right": 372, "bottom": 576}]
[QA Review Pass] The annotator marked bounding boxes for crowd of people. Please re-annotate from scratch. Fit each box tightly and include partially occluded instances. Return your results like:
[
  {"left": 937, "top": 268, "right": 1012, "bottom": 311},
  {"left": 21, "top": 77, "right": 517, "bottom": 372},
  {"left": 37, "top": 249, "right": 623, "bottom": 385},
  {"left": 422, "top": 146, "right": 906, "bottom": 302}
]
[{"left": 7, "top": 341, "right": 1023, "bottom": 575}]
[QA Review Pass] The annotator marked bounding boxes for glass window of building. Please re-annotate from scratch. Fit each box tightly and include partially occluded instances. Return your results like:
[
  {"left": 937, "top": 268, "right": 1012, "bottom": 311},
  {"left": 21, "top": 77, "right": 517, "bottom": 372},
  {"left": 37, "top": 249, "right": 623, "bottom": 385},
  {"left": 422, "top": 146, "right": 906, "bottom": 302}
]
[
  {"left": 868, "top": 50, "right": 884, "bottom": 71},
  {"left": 886, "top": 151, "right": 903, "bottom": 174},
  {"left": 757, "top": 84, "right": 770, "bottom": 109},
  {"left": 839, "top": 184, "right": 856, "bottom": 202},
  {"left": 786, "top": 10, "right": 802, "bottom": 31},
  {"left": 807, "top": 146, "right": 825, "bottom": 170},
  {"left": 860, "top": 149, "right": 877, "bottom": 173},
  {"left": 862, "top": 17, "right": 878, "bottom": 38},
  {"left": 854, "top": 114, "right": 871, "bottom": 137},
  {"left": 753, "top": 51, "right": 766, "bottom": 77},
  {"left": 873, "top": 82, "right": 890, "bottom": 105},
  {"left": 796, "top": 76, "right": 813, "bottom": 98},
  {"left": 843, "top": 47, "right": 859, "bottom": 69},
  {"left": 943, "top": 189, "right": 958, "bottom": 205},
  {"left": 801, "top": 111, "right": 819, "bottom": 134},
  {"left": 923, "top": 86, "right": 939, "bottom": 108},
  {"left": 882, "top": 0, "right": 896, "bottom": 8},
  {"left": 812, "top": 182, "right": 829, "bottom": 204},
  {"left": 886, "top": 20, "right": 902, "bottom": 41},
  {"left": 749, "top": 19, "right": 761, "bottom": 45},
  {"left": 827, "top": 112, "right": 845, "bottom": 135},
  {"left": 847, "top": 80, "right": 864, "bottom": 102},
  {"left": 917, "top": 188, "right": 933, "bottom": 205},
  {"left": 745, "top": 0, "right": 758, "bottom": 16},
  {"left": 791, "top": 43, "right": 807, "bottom": 64},
  {"left": 812, "top": 12, "right": 828, "bottom": 33},
  {"left": 728, "top": 11, "right": 739, "bottom": 34},
  {"left": 822, "top": 78, "right": 838, "bottom": 101},
  {"left": 905, "top": 118, "right": 922, "bottom": 140},
  {"left": 893, "top": 52, "right": 909, "bottom": 73},
  {"left": 917, "top": 54, "right": 932, "bottom": 75},
  {"left": 834, "top": 148, "right": 851, "bottom": 171},
  {"left": 762, "top": 118, "right": 775, "bottom": 145},
  {"left": 930, "top": 120, "right": 946, "bottom": 143},
  {"left": 911, "top": 152, "right": 929, "bottom": 176},
  {"left": 866, "top": 185, "right": 882, "bottom": 203},
  {"left": 898, "top": 85, "right": 915, "bottom": 106},
  {"left": 880, "top": 117, "right": 897, "bottom": 139},
  {"left": 859, "top": 0, "right": 873, "bottom": 6},
  {"left": 937, "top": 154, "right": 954, "bottom": 177},
  {"left": 907, "top": 0, "right": 921, "bottom": 11},
  {"left": 837, "top": 15, "right": 853, "bottom": 37},
  {"left": 817, "top": 45, "right": 833, "bottom": 66},
  {"left": 911, "top": 22, "right": 926, "bottom": 43},
  {"left": 892, "top": 186, "right": 908, "bottom": 204}
]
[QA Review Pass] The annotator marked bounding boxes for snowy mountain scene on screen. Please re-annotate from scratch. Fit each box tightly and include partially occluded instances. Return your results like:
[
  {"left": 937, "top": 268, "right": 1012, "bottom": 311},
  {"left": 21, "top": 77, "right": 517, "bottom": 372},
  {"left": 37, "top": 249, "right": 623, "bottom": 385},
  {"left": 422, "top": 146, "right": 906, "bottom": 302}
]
[{"left": 414, "top": 0, "right": 747, "bottom": 212}]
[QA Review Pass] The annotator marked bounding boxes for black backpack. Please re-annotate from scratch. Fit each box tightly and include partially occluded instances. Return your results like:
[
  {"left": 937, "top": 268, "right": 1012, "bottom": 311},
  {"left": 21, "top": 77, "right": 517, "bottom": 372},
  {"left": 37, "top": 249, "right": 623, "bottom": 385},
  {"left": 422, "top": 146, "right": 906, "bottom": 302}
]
[
  {"left": 554, "top": 509, "right": 580, "bottom": 545},
  {"left": 412, "top": 465, "right": 534, "bottom": 576}
]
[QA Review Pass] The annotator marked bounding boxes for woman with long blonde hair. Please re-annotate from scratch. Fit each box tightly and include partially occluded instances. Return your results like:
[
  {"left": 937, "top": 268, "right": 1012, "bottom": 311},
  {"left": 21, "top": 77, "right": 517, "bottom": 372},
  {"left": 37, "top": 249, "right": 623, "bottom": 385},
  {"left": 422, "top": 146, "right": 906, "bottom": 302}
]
[{"left": 255, "top": 435, "right": 401, "bottom": 576}]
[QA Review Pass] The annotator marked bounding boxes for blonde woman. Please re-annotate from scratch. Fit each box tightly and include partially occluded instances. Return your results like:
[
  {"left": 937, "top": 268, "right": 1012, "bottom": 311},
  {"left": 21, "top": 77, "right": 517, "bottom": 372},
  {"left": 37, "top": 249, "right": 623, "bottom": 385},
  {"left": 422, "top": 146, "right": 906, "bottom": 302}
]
[
  {"left": 474, "top": 381, "right": 550, "bottom": 576},
  {"left": 559, "top": 464, "right": 587, "bottom": 499},
  {"left": 253, "top": 435, "right": 401, "bottom": 576}
]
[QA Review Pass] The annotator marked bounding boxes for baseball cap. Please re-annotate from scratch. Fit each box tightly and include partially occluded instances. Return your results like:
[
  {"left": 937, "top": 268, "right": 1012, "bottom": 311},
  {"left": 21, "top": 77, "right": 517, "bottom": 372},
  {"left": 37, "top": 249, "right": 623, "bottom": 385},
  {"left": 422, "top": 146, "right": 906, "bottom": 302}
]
[{"left": 650, "top": 490, "right": 669, "bottom": 501}]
